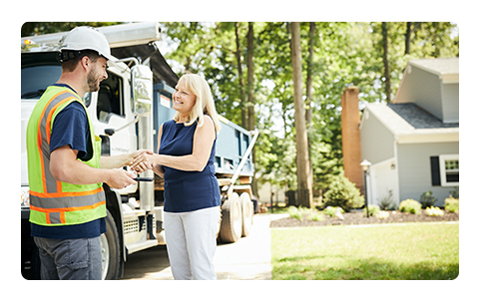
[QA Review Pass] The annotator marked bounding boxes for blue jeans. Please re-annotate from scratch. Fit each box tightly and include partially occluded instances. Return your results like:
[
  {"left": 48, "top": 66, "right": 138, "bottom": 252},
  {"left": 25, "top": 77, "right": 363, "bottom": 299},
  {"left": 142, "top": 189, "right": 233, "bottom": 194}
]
[{"left": 34, "top": 236, "right": 102, "bottom": 280}]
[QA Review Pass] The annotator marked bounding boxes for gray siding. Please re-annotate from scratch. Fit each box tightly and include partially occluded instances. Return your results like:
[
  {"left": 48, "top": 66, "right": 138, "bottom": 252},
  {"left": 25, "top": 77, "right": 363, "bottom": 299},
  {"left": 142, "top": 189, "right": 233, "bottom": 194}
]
[
  {"left": 442, "top": 83, "right": 459, "bottom": 123},
  {"left": 360, "top": 110, "right": 395, "bottom": 164},
  {"left": 397, "top": 142, "right": 459, "bottom": 206},
  {"left": 409, "top": 66, "right": 443, "bottom": 121}
]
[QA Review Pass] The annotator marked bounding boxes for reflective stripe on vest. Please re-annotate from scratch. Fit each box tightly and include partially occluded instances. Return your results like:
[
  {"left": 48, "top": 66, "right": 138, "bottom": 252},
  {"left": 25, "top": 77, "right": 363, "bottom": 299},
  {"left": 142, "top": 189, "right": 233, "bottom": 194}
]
[{"left": 27, "top": 86, "right": 106, "bottom": 226}]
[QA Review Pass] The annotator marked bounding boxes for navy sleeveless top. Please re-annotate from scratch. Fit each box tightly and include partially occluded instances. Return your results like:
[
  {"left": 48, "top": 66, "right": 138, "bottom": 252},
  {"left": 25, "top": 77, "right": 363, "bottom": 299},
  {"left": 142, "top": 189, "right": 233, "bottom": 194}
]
[{"left": 159, "top": 118, "right": 221, "bottom": 212}]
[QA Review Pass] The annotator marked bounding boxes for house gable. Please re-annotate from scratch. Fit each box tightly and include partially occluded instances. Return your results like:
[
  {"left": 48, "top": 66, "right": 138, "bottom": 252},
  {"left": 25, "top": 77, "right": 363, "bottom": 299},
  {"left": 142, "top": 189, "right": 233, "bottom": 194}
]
[
  {"left": 394, "top": 58, "right": 459, "bottom": 123},
  {"left": 360, "top": 104, "right": 396, "bottom": 165}
]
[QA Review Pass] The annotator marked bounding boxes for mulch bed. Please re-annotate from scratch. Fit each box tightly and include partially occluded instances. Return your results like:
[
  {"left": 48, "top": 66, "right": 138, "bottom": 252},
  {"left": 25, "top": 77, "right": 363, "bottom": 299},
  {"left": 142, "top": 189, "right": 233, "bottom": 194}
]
[{"left": 270, "top": 210, "right": 459, "bottom": 228}]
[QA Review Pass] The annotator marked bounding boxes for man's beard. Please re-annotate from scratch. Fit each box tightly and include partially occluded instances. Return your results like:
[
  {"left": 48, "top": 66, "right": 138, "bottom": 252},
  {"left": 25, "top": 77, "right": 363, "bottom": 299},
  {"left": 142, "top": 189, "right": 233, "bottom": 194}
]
[{"left": 87, "top": 69, "right": 100, "bottom": 92}]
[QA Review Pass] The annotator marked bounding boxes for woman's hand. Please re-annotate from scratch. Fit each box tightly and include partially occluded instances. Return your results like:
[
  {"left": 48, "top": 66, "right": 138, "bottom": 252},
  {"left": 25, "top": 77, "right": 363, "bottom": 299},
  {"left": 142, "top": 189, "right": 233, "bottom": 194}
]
[{"left": 129, "top": 150, "right": 154, "bottom": 173}]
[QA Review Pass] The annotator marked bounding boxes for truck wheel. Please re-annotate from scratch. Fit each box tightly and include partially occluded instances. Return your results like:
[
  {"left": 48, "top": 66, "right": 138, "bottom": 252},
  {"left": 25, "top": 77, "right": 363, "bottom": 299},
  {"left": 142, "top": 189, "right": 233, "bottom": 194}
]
[
  {"left": 101, "top": 210, "right": 121, "bottom": 280},
  {"left": 240, "top": 193, "right": 253, "bottom": 237},
  {"left": 219, "top": 193, "right": 242, "bottom": 243}
]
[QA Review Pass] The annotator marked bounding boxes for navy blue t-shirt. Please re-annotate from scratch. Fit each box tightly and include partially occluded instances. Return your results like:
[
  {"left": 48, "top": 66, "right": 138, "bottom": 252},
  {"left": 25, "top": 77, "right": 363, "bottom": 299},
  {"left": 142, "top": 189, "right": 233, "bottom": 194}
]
[
  {"left": 31, "top": 84, "right": 106, "bottom": 239},
  {"left": 159, "top": 119, "right": 221, "bottom": 212}
]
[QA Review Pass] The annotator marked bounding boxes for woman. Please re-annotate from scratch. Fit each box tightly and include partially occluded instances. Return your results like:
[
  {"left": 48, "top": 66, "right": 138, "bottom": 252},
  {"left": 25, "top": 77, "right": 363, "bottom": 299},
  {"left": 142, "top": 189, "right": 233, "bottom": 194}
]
[{"left": 132, "top": 73, "right": 222, "bottom": 280}]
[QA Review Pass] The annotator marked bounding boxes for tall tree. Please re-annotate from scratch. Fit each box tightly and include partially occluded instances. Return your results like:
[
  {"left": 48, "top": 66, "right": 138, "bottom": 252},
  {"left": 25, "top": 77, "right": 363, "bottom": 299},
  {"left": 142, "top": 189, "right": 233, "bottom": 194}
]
[
  {"left": 234, "top": 22, "right": 247, "bottom": 128},
  {"left": 381, "top": 22, "right": 392, "bottom": 103},
  {"left": 405, "top": 22, "right": 411, "bottom": 55},
  {"left": 290, "top": 22, "right": 313, "bottom": 208},
  {"left": 246, "top": 22, "right": 258, "bottom": 197},
  {"left": 246, "top": 22, "right": 255, "bottom": 131},
  {"left": 305, "top": 22, "right": 315, "bottom": 128},
  {"left": 305, "top": 22, "right": 316, "bottom": 200}
]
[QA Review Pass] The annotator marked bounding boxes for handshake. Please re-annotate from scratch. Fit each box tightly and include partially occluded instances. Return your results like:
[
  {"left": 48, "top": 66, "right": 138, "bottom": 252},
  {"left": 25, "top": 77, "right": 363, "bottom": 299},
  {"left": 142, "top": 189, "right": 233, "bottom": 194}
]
[
  {"left": 102, "top": 149, "right": 161, "bottom": 190},
  {"left": 129, "top": 149, "right": 157, "bottom": 174}
]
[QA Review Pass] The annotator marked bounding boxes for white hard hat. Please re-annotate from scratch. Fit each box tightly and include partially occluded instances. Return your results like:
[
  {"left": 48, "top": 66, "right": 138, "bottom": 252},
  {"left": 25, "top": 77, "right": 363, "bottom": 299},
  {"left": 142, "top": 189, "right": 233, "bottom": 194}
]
[{"left": 59, "top": 26, "right": 114, "bottom": 61}]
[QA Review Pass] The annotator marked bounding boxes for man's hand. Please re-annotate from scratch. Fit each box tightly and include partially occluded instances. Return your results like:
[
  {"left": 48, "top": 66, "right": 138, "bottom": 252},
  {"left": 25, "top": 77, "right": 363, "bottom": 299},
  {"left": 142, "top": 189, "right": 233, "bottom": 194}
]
[
  {"left": 104, "top": 169, "right": 137, "bottom": 189},
  {"left": 130, "top": 151, "right": 154, "bottom": 173},
  {"left": 128, "top": 150, "right": 154, "bottom": 173},
  {"left": 51, "top": 145, "right": 137, "bottom": 188}
]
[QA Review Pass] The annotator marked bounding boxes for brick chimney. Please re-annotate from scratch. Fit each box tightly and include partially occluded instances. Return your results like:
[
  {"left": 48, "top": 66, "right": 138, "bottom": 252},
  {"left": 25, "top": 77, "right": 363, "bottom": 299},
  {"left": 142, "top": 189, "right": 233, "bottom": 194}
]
[{"left": 341, "top": 87, "right": 364, "bottom": 193}]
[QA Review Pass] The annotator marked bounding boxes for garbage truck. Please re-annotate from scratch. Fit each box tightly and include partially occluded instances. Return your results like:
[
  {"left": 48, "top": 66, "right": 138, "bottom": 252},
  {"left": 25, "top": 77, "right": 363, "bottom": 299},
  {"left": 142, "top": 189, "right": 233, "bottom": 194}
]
[{"left": 20, "top": 22, "right": 258, "bottom": 280}]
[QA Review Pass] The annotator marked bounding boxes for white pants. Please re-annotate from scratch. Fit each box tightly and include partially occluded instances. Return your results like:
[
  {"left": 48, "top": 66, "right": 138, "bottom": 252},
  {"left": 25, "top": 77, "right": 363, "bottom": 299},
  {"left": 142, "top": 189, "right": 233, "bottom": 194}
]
[{"left": 164, "top": 206, "right": 220, "bottom": 280}]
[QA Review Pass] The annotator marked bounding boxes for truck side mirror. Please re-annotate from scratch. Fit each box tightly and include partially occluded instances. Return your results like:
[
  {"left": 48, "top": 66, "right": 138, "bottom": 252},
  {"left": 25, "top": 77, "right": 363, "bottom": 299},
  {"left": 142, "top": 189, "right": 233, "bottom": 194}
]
[{"left": 132, "top": 65, "right": 153, "bottom": 117}]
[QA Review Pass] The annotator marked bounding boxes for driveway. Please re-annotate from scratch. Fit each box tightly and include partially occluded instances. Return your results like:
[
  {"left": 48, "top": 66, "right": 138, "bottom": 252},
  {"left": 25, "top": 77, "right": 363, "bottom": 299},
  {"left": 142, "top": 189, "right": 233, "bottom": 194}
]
[{"left": 121, "top": 213, "right": 275, "bottom": 280}]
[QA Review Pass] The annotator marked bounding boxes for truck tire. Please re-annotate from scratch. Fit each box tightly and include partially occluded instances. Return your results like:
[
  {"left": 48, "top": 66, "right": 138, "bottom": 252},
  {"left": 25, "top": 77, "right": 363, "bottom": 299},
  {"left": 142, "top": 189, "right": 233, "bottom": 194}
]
[
  {"left": 219, "top": 193, "right": 242, "bottom": 243},
  {"left": 240, "top": 192, "right": 253, "bottom": 237},
  {"left": 101, "top": 210, "right": 121, "bottom": 280}
]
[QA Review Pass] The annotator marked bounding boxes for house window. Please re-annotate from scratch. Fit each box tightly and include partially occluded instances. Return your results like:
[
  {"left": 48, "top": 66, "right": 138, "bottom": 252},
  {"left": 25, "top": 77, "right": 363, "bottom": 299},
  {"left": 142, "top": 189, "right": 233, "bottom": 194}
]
[{"left": 439, "top": 155, "right": 459, "bottom": 186}]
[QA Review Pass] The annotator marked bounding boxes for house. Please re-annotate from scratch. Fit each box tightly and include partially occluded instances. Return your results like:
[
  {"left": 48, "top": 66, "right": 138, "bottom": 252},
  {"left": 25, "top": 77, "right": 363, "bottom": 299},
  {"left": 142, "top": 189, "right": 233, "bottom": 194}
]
[{"left": 359, "top": 57, "right": 459, "bottom": 207}]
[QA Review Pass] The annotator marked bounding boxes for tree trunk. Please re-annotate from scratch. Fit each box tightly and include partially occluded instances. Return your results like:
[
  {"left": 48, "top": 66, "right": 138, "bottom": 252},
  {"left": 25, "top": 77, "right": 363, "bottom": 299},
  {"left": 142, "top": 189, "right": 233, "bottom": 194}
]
[
  {"left": 305, "top": 22, "right": 315, "bottom": 201},
  {"left": 246, "top": 22, "right": 258, "bottom": 198},
  {"left": 381, "top": 22, "right": 392, "bottom": 103},
  {"left": 247, "top": 22, "right": 255, "bottom": 132},
  {"left": 405, "top": 22, "right": 411, "bottom": 55},
  {"left": 305, "top": 22, "right": 315, "bottom": 127},
  {"left": 234, "top": 22, "right": 247, "bottom": 127},
  {"left": 291, "top": 22, "right": 313, "bottom": 208}
]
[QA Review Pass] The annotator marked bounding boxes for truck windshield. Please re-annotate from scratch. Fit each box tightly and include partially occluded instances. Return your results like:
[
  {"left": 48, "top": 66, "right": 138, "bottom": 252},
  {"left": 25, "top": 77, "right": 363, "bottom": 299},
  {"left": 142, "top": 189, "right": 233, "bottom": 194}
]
[{"left": 21, "top": 65, "right": 61, "bottom": 99}]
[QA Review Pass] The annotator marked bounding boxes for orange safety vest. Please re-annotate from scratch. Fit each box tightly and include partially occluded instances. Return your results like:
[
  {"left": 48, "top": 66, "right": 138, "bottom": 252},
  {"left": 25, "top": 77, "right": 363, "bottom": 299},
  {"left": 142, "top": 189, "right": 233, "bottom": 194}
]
[{"left": 26, "top": 85, "right": 106, "bottom": 226}]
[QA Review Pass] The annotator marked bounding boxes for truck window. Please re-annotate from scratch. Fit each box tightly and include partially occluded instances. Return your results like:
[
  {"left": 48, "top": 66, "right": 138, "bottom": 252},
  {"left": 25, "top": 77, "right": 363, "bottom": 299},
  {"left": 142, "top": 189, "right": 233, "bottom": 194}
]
[
  {"left": 21, "top": 65, "right": 61, "bottom": 99},
  {"left": 97, "top": 71, "right": 124, "bottom": 122}
]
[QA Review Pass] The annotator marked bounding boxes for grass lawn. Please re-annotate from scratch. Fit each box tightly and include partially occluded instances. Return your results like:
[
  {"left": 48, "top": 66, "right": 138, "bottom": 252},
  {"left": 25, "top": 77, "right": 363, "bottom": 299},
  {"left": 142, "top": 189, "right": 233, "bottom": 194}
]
[{"left": 271, "top": 222, "right": 459, "bottom": 280}]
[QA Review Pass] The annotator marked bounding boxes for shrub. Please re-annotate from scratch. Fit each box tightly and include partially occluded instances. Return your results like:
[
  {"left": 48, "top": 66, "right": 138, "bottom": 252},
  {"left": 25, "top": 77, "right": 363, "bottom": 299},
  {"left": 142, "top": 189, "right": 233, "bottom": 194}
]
[
  {"left": 364, "top": 204, "right": 381, "bottom": 217},
  {"left": 445, "top": 196, "right": 459, "bottom": 213},
  {"left": 288, "top": 206, "right": 325, "bottom": 221},
  {"left": 425, "top": 206, "right": 444, "bottom": 217},
  {"left": 323, "top": 206, "right": 344, "bottom": 218},
  {"left": 419, "top": 190, "right": 437, "bottom": 208},
  {"left": 322, "top": 174, "right": 364, "bottom": 212},
  {"left": 376, "top": 211, "right": 390, "bottom": 219},
  {"left": 450, "top": 186, "right": 459, "bottom": 199},
  {"left": 288, "top": 206, "right": 303, "bottom": 221},
  {"left": 399, "top": 199, "right": 421, "bottom": 214},
  {"left": 308, "top": 213, "right": 325, "bottom": 222},
  {"left": 378, "top": 190, "right": 396, "bottom": 210}
]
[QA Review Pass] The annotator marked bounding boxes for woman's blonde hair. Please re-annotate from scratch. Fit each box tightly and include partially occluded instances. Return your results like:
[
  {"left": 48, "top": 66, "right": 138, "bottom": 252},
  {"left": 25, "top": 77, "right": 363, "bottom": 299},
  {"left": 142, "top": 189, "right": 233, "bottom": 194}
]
[{"left": 174, "top": 73, "right": 221, "bottom": 133}]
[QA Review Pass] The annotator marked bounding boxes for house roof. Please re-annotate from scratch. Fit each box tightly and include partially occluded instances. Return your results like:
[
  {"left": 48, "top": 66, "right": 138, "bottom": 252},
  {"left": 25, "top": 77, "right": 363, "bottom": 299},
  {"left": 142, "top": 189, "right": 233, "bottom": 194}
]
[
  {"left": 404, "top": 57, "right": 459, "bottom": 84},
  {"left": 363, "top": 102, "right": 459, "bottom": 144},
  {"left": 387, "top": 103, "right": 458, "bottom": 129},
  {"left": 409, "top": 57, "right": 459, "bottom": 77}
]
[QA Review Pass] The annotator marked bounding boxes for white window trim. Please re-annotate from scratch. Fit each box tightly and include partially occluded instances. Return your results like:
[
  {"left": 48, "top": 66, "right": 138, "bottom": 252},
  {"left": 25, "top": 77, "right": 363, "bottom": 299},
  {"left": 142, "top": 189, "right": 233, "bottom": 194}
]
[{"left": 439, "top": 154, "right": 459, "bottom": 187}]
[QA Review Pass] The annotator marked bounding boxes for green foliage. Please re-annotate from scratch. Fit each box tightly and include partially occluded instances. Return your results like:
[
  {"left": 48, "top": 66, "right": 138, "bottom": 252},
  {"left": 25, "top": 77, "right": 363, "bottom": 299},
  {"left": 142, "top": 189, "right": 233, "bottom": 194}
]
[
  {"left": 376, "top": 211, "right": 390, "bottom": 219},
  {"left": 445, "top": 196, "right": 459, "bottom": 213},
  {"left": 378, "top": 190, "right": 396, "bottom": 210},
  {"left": 156, "top": 21, "right": 458, "bottom": 198},
  {"left": 364, "top": 204, "right": 381, "bottom": 217},
  {"left": 322, "top": 206, "right": 344, "bottom": 218},
  {"left": 425, "top": 207, "right": 444, "bottom": 217},
  {"left": 322, "top": 174, "right": 364, "bottom": 212},
  {"left": 399, "top": 199, "right": 422, "bottom": 214},
  {"left": 23, "top": 22, "right": 459, "bottom": 200},
  {"left": 287, "top": 206, "right": 303, "bottom": 221},
  {"left": 309, "top": 213, "right": 325, "bottom": 222},
  {"left": 287, "top": 206, "right": 324, "bottom": 222},
  {"left": 21, "top": 22, "right": 124, "bottom": 37},
  {"left": 419, "top": 190, "right": 437, "bottom": 208},
  {"left": 450, "top": 187, "right": 459, "bottom": 199}
]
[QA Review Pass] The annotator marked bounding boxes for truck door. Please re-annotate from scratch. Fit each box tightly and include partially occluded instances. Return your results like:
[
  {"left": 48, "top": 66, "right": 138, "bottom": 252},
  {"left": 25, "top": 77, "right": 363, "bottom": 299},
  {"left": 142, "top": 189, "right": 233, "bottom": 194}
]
[{"left": 87, "top": 64, "right": 137, "bottom": 193}]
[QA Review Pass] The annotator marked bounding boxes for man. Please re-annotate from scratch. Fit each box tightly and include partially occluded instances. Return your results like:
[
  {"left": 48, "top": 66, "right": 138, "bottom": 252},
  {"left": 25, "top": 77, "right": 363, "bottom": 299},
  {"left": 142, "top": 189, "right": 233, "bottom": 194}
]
[{"left": 26, "top": 26, "right": 150, "bottom": 280}]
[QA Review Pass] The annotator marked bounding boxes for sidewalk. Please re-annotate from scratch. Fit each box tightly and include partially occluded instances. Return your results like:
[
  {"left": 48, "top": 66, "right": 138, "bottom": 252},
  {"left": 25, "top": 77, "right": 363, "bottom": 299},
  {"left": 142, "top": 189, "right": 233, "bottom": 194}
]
[
  {"left": 214, "top": 213, "right": 274, "bottom": 280},
  {"left": 122, "top": 213, "right": 280, "bottom": 280}
]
